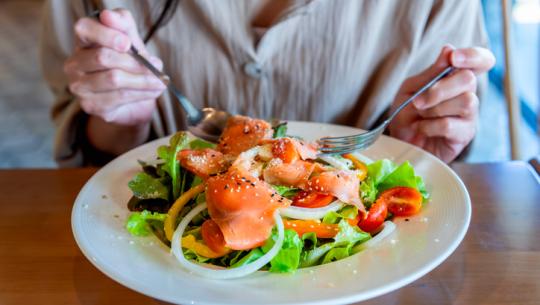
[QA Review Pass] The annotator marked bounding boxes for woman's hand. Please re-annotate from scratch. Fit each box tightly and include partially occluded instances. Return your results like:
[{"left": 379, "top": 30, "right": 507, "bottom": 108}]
[
  {"left": 389, "top": 45, "right": 495, "bottom": 163},
  {"left": 64, "top": 9, "right": 166, "bottom": 126}
]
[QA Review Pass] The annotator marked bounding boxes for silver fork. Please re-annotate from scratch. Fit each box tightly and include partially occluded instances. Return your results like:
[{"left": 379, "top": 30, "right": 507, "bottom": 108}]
[
  {"left": 89, "top": 10, "right": 231, "bottom": 143},
  {"left": 318, "top": 66, "right": 455, "bottom": 155}
]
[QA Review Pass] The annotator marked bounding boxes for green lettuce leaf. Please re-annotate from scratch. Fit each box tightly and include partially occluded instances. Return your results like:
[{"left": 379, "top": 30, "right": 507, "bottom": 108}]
[
  {"left": 367, "top": 159, "right": 396, "bottom": 184},
  {"left": 272, "top": 122, "right": 288, "bottom": 138},
  {"left": 125, "top": 210, "right": 167, "bottom": 236},
  {"left": 272, "top": 185, "right": 300, "bottom": 198},
  {"left": 157, "top": 132, "right": 189, "bottom": 199},
  {"left": 361, "top": 159, "right": 429, "bottom": 203},
  {"left": 378, "top": 161, "right": 417, "bottom": 191},
  {"left": 262, "top": 229, "right": 303, "bottom": 273},
  {"left": 322, "top": 205, "right": 358, "bottom": 224},
  {"left": 333, "top": 219, "right": 370, "bottom": 246},
  {"left": 231, "top": 249, "right": 264, "bottom": 268},
  {"left": 300, "top": 220, "right": 370, "bottom": 267},
  {"left": 189, "top": 138, "right": 216, "bottom": 149},
  {"left": 359, "top": 177, "right": 377, "bottom": 205},
  {"left": 128, "top": 172, "right": 169, "bottom": 200},
  {"left": 300, "top": 242, "right": 335, "bottom": 267}
]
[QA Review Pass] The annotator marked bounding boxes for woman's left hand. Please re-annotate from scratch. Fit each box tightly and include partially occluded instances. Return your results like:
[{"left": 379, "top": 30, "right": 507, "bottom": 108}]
[{"left": 389, "top": 45, "right": 495, "bottom": 163}]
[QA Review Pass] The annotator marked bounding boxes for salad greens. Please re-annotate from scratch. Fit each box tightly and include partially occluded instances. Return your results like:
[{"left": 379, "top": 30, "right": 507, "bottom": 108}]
[
  {"left": 301, "top": 219, "right": 370, "bottom": 267},
  {"left": 128, "top": 172, "right": 169, "bottom": 201},
  {"left": 360, "top": 159, "right": 428, "bottom": 205},
  {"left": 157, "top": 132, "right": 189, "bottom": 199},
  {"left": 125, "top": 129, "right": 429, "bottom": 276},
  {"left": 126, "top": 210, "right": 167, "bottom": 236},
  {"left": 272, "top": 185, "right": 300, "bottom": 198},
  {"left": 272, "top": 122, "right": 288, "bottom": 138},
  {"left": 262, "top": 229, "right": 303, "bottom": 273}
]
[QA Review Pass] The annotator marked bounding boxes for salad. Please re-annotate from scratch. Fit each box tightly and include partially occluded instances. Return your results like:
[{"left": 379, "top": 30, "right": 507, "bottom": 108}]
[{"left": 125, "top": 115, "right": 429, "bottom": 279}]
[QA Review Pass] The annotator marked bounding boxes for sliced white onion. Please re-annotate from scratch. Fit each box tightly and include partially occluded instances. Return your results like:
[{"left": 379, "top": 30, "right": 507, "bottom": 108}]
[
  {"left": 280, "top": 200, "right": 345, "bottom": 220},
  {"left": 171, "top": 203, "right": 285, "bottom": 279},
  {"left": 349, "top": 151, "right": 373, "bottom": 165},
  {"left": 318, "top": 155, "right": 352, "bottom": 170},
  {"left": 354, "top": 221, "right": 396, "bottom": 252}
]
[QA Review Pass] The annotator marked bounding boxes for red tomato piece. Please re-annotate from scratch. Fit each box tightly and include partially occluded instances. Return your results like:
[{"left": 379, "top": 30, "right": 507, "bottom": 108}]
[
  {"left": 201, "top": 219, "right": 228, "bottom": 254},
  {"left": 358, "top": 199, "right": 388, "bottom": 233},
  {"left": 292, "top": 191, "right": 335, "bottom": 208},
  {"left": 381, "top": 186, "right": 423, "bottom": 217}
]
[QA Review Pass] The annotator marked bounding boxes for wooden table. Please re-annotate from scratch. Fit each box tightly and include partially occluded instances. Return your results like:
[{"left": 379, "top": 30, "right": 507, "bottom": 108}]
[{"left": 1, "top": 162, "right": 539, "bottom": 305}]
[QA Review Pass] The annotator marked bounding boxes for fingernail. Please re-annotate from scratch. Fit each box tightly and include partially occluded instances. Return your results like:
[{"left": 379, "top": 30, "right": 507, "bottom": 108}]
[{"left": 452, "top": 51, "right": 466, "bottom": 65}]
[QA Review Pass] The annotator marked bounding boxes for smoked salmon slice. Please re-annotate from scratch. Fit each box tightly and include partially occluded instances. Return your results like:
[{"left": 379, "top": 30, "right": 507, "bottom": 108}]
[
  {"left": 263, "top": 159, "right": 315, "bottom": 188},
  {"left": 217, "top": 116, "right": 273, "bottom": 156},
  {"left": 205, "top": 168, "right": 290, "bottom": 250},
  {"left": 306, "top": 170, "right": 365, "bottom": 213},
  {"left": 177, "top": 149, "right": 229, "bottom": 178}
]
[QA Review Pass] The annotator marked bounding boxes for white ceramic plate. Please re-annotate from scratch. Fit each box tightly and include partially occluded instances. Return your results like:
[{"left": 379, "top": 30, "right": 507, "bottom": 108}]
[{"left": 72, "top": 121, "right": 471, "bottom": 305}]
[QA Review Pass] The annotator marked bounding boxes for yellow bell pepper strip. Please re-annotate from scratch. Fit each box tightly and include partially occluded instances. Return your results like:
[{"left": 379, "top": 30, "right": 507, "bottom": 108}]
[
  {"left": 165, "top": 183, "right": 206, "bottom": 241},
  {"left": 181, "top": 235, "right": 232, "bottom": 258},
  {"left": 343, "top": 153, "right": 368, "bottom": 181}
]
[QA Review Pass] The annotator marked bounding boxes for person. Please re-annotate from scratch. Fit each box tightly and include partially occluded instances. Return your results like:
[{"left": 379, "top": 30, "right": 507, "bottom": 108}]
[{"left": 41, "top": 0, "right": 495, "bottom": 167}]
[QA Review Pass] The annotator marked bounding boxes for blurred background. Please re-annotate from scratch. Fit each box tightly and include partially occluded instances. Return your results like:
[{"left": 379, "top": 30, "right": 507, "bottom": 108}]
[{"left": 0, "top": 0, "right": 538, "bottom": 168}]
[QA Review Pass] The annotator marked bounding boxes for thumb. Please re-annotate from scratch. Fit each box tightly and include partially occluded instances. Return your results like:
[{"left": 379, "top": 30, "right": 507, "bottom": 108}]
[{"left": 99, "top": 9, "right": 146, "bottom": 53}]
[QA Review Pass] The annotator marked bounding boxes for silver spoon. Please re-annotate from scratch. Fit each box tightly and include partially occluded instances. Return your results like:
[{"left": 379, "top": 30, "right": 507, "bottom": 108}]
[{"left": 129, "top": 47, "right": 231, "bottom": 143}]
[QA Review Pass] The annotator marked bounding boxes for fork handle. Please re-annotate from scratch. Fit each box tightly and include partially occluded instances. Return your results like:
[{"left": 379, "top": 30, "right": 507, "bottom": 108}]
[{"left": 387, "top": 66, "right": 456, "bottom": 123}]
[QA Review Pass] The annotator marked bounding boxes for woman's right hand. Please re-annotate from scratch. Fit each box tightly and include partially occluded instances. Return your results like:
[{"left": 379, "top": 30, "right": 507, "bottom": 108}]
[{"left": 64, "top": 9, "right": 166, "bottom": 126}]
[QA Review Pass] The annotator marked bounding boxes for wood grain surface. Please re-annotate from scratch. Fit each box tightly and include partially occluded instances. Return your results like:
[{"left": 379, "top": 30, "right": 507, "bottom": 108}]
[{"left": 0, "top": 162, "right": 538, "bottom": 305}]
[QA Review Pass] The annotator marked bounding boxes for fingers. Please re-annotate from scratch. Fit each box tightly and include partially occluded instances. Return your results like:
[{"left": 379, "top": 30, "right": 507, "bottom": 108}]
[
  {"left": 79, "top": 90, "right": 163, "bottom": 117},
  {"left": 99, "top": 9, "right": 146, "bottom": 52},
  {"left": 74, "top": 17, "right": 130, "bottom": 51},
  {"left": 450, "top": 47, "right": 496, "bottom": 74},
  {"left": 413, "top": 69, "right": 477, "bottom": 110},
  {"left": 414, "top": 117, "right": 476, "bottom": 145},
  {"left": 64, "top": 47, "right": 162, "bottom": 75},
  {"left": 417, "top": 92, "right": 479, "bottom": 119},
  {"left": 69, "top": 69, "right": 166, "bottom": 94},
  {"left": 85, "top": 99, "right": 157, "bottom": 125}
]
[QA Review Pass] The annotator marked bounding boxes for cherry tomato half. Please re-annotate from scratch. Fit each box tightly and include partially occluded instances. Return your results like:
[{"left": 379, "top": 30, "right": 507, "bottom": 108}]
[
  {"left": 380, "top": 186, "right": 423, "bottom": 217},
  {"left": 201, "top": 219, "right": 229, "bottom": 254},
  {"left": 358, "top": 198, "right": 388, "bottom": 233},
  {"left": 292, "top": 191, "right": 335, "bottom": 208}
]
